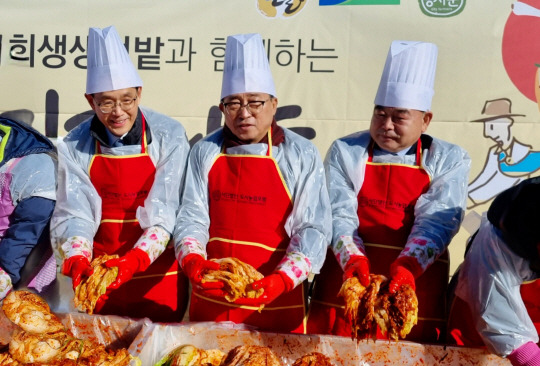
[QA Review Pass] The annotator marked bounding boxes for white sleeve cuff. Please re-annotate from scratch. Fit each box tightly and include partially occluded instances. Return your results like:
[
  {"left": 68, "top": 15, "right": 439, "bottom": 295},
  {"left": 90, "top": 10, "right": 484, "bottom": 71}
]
[
  {"left": 60, "top": 236, "right": 93, "bottom": 261},
  {"left": 332, "top": 235, "right": 366, "bottom": 271},
  {"left": 401, "top": 236, "right": 440, "bottom": 272},
  {"left": 275, "top": 251, "right": 312, "bottom": 288},
  {"left": 177, "top": 237, "right": 207, "bottom": 266},
  {"left": 134, "top": 226, "right": 171, "bottom": 263},
  {"left": 0, "top": 267, "right": 13, "bottom": 301}
]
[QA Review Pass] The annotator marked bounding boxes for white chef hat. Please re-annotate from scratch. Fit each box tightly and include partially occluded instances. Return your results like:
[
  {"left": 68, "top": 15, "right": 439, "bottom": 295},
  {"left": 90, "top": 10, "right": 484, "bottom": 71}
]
[
  {"left": 374, "top": 40, "right": 438, "bottom": 111},
  {"left": 220, "top": 33, "right": 276, "bottom": 99},
  {"left": 86, "top": 25, "right": 143, "bottom": 94}
]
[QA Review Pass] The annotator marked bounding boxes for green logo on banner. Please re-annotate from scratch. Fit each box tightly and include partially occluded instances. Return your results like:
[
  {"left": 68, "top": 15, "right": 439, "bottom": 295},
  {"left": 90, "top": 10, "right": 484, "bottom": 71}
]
[{"left": 418, "top": 0, "right": 465, "bottom": 17}]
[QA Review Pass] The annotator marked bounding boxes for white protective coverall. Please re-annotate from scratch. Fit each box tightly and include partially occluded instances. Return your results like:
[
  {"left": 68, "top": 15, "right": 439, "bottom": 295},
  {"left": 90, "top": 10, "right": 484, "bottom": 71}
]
[
  {"left": 455, "top": 215, "right": 539, "bottom": 357},
  {"left": 50, "top": 107, "right": 189, "bottom": 313},
  {"left": 174, "top": 127, "right": 332, "bottom": 287}
]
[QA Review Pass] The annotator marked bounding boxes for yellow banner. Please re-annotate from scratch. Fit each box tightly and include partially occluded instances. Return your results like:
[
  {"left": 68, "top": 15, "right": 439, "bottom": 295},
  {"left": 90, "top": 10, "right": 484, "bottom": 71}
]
[{"left": 1, "top": 0, "right": 539, "bottom": 273}]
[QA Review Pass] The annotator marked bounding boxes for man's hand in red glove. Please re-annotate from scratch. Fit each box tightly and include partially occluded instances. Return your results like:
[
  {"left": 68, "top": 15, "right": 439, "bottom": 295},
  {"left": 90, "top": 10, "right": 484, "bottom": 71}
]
[
  {"left": 181, "top": 254, "right": 224, "bottom": 293},
  {"left": 389, "top": 256, "right": 422, "bottom": 294},
  {"left": 92, "top": 249, "right": 151, "bottom": 312},
  {"left": 62, "top": 255, "right": 93, "bottom": 289},
  {"left": 104, "top": 248, "right": 151, "bottom": 290},
  {"left": 234, "top": 271, "right": 294, "bottom": 307},
  {"left": 343, "top": 255, "right": 370, "bottom": 286},
  {"left": 94, "top": 293, "right": 109, "bottom": 313}
]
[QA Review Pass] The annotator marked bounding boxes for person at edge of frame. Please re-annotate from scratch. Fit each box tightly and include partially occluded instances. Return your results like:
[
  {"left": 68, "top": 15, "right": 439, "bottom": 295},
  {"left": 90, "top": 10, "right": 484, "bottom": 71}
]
[
  {"left": 51, "top": 25, "right": 190, "bottom": 321},
  {"left": 0, "top": 117, "right": 57, "bottom": 302},
  {"left": 448, "top": 177, "right": 540, "bottom": 366}
]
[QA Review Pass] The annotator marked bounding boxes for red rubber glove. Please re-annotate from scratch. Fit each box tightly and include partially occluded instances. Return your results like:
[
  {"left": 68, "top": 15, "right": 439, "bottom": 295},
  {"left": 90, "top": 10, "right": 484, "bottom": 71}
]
[
  {"left": 93, "top": 249, "right": 151, "bottom": 313},
  {"left": 181, "top": 253, "right": 222, "bottom": 291},
  {"left": 62, "top": 255, "right": 93, "bottom": 289},
  {"left": 94, "top": 293, "right": 108, "bottom": 313},
  {"left": 234, "top": 271, "right": 294, "bottom": 307},
  {"left": 389, "top": 256, "right": 422, "bottom": 294},
  {"left": 343, "top": 255, "right": 370, "bottom": 286},
  {"left": 508, "top": 342, "right": 540, "bottom": 366},
  {"left": 104, "top": 248, "right": 151, "bottom": 290}
]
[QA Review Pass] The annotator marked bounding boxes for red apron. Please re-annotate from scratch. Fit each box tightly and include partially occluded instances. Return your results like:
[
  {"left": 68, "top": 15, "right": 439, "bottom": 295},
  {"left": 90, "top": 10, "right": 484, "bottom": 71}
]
[
  {"left": 448, "top": 278, "right": 540, "bottom": 346},
  {"left": 189, "top": 134, "right": 307, "bottom": 334},
  {"left": 522, "top": 279, "right": 540, "bottom": 336},
  {"left": 308, "top": 139, "right": 449, "bottom": 343},
  {"left": 89, "top": 116, "right": 188, "bottom": 322}
]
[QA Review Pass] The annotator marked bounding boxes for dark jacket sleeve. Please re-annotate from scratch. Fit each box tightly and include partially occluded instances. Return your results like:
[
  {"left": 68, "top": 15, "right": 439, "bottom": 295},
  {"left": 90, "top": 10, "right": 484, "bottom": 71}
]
[
  {"left": 0, "top": 196, "right": 55, "bottom": 284},
  {"left": 487, "top": 176, "right": 540, "bottom": 273}
]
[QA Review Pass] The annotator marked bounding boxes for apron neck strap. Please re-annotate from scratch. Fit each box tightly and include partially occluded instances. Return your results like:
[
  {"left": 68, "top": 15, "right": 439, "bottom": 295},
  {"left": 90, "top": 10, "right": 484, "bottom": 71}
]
[
  {"left": 266, "top": 129, "right": 272, "bottom": 157},
  {"left": 415, "top": 138, "right": 423, "bottom": 165},
  {"left": 367, "top": 140, "right": 375, "bottom": 162},
  {"left": 140, "top": 113, "right": 147, "bottom": 154}
]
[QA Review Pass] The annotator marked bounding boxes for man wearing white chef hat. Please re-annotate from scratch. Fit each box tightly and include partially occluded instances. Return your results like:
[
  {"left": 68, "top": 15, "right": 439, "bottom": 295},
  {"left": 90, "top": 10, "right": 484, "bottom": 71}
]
[
  {"left": 51, "top": 25, "right": 190, "bottom": 322},
  {"left": 174, "top": 33, "right": 332, "bottom": 334},
  {"left": 307, "top": 40, "right": 471, "bottom": 343}
]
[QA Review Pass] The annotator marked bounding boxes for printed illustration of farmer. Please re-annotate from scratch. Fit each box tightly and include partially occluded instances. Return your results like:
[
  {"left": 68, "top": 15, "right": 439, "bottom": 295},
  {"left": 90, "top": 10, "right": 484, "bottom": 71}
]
[
  {"left": 468, "top": 1, "right": 540, "bottom": 209},
  {"left": 468, "top": 98, "right": 540, "bottom": 209}
]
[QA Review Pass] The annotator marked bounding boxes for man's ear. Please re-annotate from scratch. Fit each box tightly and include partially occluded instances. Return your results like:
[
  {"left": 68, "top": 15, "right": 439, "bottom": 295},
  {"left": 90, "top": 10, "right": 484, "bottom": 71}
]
[
  {"left": 84, "top": 94, "right": 96, "bottom": 111},
  {"left": 270, "top": 97, "right": 278, "bottom": 116},
  {"left": 421, "top": 111, "right": 433, "bottom": 132}
]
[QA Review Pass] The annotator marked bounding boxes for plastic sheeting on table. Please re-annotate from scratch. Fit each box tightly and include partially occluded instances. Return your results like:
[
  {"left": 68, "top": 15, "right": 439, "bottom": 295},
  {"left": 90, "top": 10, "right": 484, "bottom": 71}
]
[
  {"left": 128, "top": 321, "right": 512, "bottom": 366},
  {"left": 0, "top": 308, "right": 149, "bottom": 351},
  {"left": 59, "top": 313, "right": 150, "bottom": 350}
]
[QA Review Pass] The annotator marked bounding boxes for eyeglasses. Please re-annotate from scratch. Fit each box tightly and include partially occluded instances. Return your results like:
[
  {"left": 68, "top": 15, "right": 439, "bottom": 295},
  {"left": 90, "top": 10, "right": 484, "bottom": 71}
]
[
  {"left": 222, "top": 99, "right": 270, "bottom": 116},
  {"left": 95, "top": 97, "right": 138, "bottom": 114}
]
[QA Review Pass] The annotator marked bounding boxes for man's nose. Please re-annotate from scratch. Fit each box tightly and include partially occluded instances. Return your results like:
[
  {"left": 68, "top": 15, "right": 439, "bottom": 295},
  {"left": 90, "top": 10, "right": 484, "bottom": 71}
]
[
  {"left": 381, "top": 116, "right": 394, "bottom": 129},
  {"left": 111, "top": 104, "right": 123, "bottom": 115},
  {"left": 238, "top": 105, "right": 252, "bottom": 118}
]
